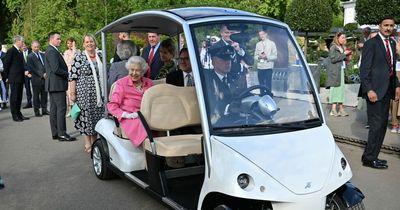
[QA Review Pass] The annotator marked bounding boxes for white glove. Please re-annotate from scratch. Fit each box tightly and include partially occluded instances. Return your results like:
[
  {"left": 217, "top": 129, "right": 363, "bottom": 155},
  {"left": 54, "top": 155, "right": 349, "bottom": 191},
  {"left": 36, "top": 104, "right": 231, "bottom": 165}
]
[{"left": 121, "top": 111, "right": 138, "bottom": 119}]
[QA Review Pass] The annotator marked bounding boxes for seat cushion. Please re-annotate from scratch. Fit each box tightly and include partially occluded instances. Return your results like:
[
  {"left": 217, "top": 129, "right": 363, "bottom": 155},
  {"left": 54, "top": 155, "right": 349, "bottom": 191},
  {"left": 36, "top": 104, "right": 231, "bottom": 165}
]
[{"left": 143, "top": 134, "right": 202, "bottom": 157}]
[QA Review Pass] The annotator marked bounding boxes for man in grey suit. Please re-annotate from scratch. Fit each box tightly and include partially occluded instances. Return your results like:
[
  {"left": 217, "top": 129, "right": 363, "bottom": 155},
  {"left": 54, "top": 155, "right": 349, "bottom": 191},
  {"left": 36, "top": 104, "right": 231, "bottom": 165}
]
[
  {"left": 27, "top": 41, "right": 48, "bottom": 117},
  {"left": 45, "top": 32, "right": 75, "bottom": 141}
]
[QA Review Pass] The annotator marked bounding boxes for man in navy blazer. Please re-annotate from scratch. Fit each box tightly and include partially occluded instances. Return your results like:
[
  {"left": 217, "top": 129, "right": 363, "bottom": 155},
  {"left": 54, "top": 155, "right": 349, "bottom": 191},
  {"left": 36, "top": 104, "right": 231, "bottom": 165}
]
[
  {"left": 27, "top": 41, "right": 48, "bottom": 117},
  {"left": 166, "top": 48, "right": 193, "bottom": 87},
  {"left": 2, "top": 35, "right": 29, "bottom": 122},
  {"left": 360, "top": 16, "right": 400, "bottom": 169},
  {"left": 141, "top": 33, "right": 163, "bottom": 79},
  {"left": 45, "top": 32, "right": 75, "bottom": 142}
]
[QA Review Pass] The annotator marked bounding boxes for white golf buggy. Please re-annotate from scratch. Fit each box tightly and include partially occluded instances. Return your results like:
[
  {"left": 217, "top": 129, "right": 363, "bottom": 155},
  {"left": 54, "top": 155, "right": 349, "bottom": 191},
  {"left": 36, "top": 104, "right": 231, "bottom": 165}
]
[{"left": 92, "top": 7, "right": 365, "bottom": 210}]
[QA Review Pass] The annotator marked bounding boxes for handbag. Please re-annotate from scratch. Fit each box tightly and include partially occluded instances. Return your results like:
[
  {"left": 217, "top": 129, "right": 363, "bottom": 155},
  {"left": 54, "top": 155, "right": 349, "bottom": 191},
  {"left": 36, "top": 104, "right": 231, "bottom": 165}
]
[{"left": 70, "top": 103, "right": 81, "bottom": 121}]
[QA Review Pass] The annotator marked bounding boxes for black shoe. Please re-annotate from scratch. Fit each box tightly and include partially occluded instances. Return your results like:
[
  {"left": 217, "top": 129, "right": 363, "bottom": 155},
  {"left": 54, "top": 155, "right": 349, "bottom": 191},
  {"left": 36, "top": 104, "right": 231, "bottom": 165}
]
[
  {"left": 361, "top": 155, "right": 387, "bottom": 165},
  {"left": 42, "top": 109, "right": 49, "bottom": 115},
  {"left": 52, "top": 135, "right": 59, "bottom": 140},
  {"left": 2, "top": 103, "right": 7, "bottom": 109},
  {"left": 58, "top": 134, "right": 76, "bottom": 142},
  {"left": 34, "top": 109, "right": 42, "bottom": 117},
  {"left": 377, "top": 158, "right": 387, "bottom": 165},
  {"left": 23, "top": 103, "right": 32, "bottom": 109},
  {"left": 362, "top": 159, "right": 388, "bottom": 169},
  {"left": 12, "top": 117, "right": 23, "bottom": 122},
  {"left": 19, "top": 115, "right": 30, "bottom": 120}
]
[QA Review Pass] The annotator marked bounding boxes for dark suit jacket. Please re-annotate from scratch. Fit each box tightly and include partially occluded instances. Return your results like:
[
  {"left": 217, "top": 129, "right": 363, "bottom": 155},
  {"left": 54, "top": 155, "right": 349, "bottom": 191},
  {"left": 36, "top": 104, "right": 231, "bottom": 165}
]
[
  {"left": 3, "top": 46, "right": 25, "bottom": 83},
  {"left": 141, "top": 44, "right": 163, "bottom": 79},
  {"left": 204, "top": 70, "right": 235, "bottom": 120},
  {"left": 213, "top": 39, "right": 252, "bottom": 75},
  {"left": 27, "top": 52, "right": 46, "bottom": 86},
  {"left": 45, "top": 45, "right": 69, "bottom": 92},
  {"left": 166, "top": 70, "right": 184, "bottom": 87},
  {"left": 22, "top": 49, "right": 32, "bottom": 71},
  {"left": 360, "top": 35, "right": 400, "bottom": 100}
]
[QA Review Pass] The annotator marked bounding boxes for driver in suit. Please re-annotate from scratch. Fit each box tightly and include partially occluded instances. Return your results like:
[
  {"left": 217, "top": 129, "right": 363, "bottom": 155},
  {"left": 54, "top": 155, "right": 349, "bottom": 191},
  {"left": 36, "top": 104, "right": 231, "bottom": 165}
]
[{"left": 204, "top": 45, "right": 246, "bottom": 124}]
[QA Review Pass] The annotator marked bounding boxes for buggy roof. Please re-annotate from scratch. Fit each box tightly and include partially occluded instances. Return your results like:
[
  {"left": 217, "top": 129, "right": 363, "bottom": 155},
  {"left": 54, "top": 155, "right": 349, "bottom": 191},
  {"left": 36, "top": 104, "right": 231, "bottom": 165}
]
[{"left": 96, "top": 7, "right": 265, "bottom": 36}]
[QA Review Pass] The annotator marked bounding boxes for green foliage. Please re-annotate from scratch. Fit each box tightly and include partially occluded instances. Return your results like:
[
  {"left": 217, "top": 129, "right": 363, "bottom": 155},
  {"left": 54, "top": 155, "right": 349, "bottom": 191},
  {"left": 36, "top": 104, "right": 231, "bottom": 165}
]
[
  {"left": 285, "top": 0, "right": 333, "bottom": 57},
  {"left": 329, "top": 0, "right": 341, "bottom": 15},
  {"left": 306, "top": 42, "right": 328, "bottom": 64},
  {"left": 356, "top": 0, "right": 400, "bottom": 25},
  {"left": 255, "top": 0, "right": 288, "bottom": 20},
  {"left": 4, "top": 0, "right": 24, "bottom": 12},
  {"left": 344, "top": 22, "right": 358, "bottom": 32},
  {"left": 332, "top": 13, "right": 344, "bottom": 27},
  {"left": 285, "top": 0, "right": 333, "bottom": 33}
]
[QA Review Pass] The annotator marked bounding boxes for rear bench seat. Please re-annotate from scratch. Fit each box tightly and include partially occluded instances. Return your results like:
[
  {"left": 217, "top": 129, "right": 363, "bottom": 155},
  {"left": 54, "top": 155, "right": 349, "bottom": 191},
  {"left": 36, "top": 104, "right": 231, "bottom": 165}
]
[{"left": 140, "top": 84, "right": 202, "bottom": 157}]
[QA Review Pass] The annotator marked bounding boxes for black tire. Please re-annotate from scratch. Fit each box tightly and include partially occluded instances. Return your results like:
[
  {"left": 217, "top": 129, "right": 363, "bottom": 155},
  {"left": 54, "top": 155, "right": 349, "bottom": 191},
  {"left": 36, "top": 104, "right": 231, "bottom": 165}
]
[
  {"left": 326, "top": 194, "right": 365, "bottom": 210},
  {"left": 92, "top": 140, "right": 115, "bottom": 180}
]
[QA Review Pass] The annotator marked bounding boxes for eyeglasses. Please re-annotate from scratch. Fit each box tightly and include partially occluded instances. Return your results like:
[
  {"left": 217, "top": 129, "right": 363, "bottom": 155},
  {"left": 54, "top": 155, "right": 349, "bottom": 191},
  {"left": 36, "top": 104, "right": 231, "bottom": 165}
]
[{"left": 178, "top": 57, "right": 190, "bottom": 62}]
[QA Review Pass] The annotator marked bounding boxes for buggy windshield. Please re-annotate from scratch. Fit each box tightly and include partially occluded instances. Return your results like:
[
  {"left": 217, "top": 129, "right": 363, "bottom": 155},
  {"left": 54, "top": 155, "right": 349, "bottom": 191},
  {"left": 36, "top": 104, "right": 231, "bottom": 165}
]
[{"left": 191, "top": 21, "right": 322, "bottom": 134}]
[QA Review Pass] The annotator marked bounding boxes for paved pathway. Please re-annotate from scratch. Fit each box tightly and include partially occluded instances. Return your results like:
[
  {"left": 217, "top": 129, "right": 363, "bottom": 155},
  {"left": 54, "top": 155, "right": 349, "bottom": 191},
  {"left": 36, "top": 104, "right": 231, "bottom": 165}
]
[{"left": 324, "top": 103, "right": 400, "bottom": 152}]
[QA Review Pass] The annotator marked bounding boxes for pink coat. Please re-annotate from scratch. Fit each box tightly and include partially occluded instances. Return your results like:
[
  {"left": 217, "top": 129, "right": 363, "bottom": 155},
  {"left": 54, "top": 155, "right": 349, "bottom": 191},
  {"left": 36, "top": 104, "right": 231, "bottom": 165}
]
[{"left": 107, "top": 76, "right": 153, "bottom": 146}]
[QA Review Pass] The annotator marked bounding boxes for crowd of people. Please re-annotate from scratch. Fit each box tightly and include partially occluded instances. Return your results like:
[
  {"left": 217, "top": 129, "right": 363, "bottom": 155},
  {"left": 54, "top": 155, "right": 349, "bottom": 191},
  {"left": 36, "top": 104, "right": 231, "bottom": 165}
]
[
  {"left": 1, "top": 17, "right": 400, "bottom": 170},
  {"left": 0, "top": 31, "right": 193, "bottom": 154}
]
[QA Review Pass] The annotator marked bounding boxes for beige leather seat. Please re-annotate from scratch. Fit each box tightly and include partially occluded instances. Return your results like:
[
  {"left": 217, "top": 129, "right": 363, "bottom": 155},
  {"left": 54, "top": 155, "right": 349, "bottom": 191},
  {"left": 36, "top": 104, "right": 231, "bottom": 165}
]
[
  {"left": 152, "top": 78, "right": 166, "bottom": 85},
  {"left": 141, "top": 84, "right": 202, "bottom": 157}
]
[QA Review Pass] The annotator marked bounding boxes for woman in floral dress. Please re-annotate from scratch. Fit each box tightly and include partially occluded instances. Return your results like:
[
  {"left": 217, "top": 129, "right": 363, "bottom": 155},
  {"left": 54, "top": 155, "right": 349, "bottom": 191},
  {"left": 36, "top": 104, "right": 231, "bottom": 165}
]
[{"left": 69, "top": 34, "right": 104, "bottom": 153}]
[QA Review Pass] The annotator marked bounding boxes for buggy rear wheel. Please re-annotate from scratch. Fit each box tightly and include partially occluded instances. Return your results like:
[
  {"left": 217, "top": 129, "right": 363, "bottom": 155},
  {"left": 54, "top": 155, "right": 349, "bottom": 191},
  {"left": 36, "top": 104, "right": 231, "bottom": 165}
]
[{"left": 92, "top": 140, "right": 115, "bottom": 180}]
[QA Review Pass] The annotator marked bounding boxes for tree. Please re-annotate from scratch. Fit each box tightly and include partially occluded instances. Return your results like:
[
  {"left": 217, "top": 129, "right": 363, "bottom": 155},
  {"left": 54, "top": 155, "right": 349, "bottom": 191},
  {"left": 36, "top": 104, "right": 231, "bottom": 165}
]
[
  {"left": 0, "top": 0, "right": 14, "bottom": 44},
  {"left": 238, "top": 0, "right": 288, "bottom": 20},
  {"left": 285, "top": 0, "right": 333, "bottom": 56},
  {"left": 1, "top": 0, "right": 292, "bottom": 50},
  {"left": 356, "top": 0, "right": 400, "bottom": 25}
]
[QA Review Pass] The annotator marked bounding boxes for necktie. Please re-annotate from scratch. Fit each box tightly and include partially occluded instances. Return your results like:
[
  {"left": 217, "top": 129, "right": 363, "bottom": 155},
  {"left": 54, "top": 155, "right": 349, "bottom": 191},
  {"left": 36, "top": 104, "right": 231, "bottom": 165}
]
[
  {"left": 36, "top": 52, "right": 44, "bottom": 66},
  {"left": 146, "top": 46, "right": 155, "bottom": 78},
  {"left": 23, "top": 51, "right": 27, "bottom": 62},
  {"left": 186, "top": 74, "right": 194, "bottom": 86},
  {"left": 222, "top": 76, "right": 228, "bottom": 86},
  {"left": 385, "top": 38, "right": 393, "bottom": 76}
]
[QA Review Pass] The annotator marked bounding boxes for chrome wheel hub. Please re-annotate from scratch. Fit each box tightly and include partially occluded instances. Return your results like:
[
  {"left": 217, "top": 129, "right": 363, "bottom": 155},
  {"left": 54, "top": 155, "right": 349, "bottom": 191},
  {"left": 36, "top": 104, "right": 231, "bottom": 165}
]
[{"left": 93, "top": 146, "right": 102, "bottom": 175}]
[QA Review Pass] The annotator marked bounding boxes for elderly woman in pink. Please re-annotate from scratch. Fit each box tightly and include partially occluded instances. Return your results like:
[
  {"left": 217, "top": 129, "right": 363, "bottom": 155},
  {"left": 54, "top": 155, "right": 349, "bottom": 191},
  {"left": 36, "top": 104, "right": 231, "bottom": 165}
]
[{"left": 107, "top": 56, "right": 153, "bottom": 146}]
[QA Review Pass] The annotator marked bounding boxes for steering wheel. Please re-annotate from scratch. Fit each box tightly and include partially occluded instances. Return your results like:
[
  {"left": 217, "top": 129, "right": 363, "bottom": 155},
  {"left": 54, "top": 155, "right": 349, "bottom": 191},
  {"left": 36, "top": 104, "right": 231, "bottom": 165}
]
[
  {"left": 228, "top": 85, "right": 272, "bottom": 113},
  {"left": 237, "top": 85, "right": 273, "bottom": 99}
]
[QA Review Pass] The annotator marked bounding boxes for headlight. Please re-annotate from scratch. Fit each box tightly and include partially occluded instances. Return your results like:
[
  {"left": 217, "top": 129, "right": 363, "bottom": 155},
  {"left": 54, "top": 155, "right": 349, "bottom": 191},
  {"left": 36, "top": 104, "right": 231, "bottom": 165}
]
[
  {"left": 237, "top": 173, "right": 250, "bottom": 189},
  {"left": 341, "top": 157, "right": 347, "bottom": 170}
]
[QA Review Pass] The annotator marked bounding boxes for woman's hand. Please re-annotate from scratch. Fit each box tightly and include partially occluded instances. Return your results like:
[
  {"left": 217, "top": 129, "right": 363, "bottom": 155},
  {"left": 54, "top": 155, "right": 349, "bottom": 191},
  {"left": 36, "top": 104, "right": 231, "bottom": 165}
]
[
  {"left": 344, "top": 48, "right": 352, "bottom": 56},
  {"left": 121, "top": 112, "right": 138, "bottom": 119},
  {"left": 70, "top": 92, "right": 76, "bottom": 102}
]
